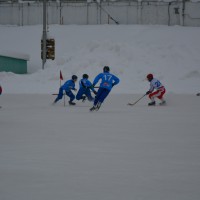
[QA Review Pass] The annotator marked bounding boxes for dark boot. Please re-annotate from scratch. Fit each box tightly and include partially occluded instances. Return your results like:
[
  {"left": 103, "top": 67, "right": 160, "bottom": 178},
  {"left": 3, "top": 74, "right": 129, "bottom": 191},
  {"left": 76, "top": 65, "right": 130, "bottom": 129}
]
[
  {"left": 95, "top": 102, "right": 102, "bottom": 111},
  {"left": 90, "top": 106, "right": 96, "bottom": 111},
  {"left": 159, "top": 100, "right": 166, "bottom": 106},
  {"left": 148, "top": 101, "right": 155, "bottom": 106},
  {"left": 69, "top": 101, "right": 76, "bottom": 106},
  {"left": 82, "top": 96, "right": 87, "bottom": 102}
]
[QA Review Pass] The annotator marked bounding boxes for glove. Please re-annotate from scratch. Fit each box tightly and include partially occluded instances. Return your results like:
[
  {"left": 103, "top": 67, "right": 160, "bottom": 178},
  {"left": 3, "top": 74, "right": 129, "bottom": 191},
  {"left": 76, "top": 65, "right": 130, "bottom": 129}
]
[
  {"left": 146, "top": 91, "right": 151, "bottom": 95},
  {"left": 93, "top": 90, "right": 97, "bottom": 95}
]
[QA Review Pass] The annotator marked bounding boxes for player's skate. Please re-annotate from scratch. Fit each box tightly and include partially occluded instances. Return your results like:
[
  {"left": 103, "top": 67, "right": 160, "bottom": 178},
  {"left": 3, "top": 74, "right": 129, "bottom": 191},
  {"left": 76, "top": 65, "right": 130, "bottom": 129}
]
[
  {"left": 148, "top": 101, "right": 156, "bottom": 106},
  {"left": 82, "top": 96, "right": 87, "bottom": 102},
  {"left": 69, "top": 101, "right": 76, "bottom": 105},
  {"left": 159, "top": 100, "right": 166, "bottom": 106},
  {"left": 95, "top": 102, "right": 102, "bottom": 111},
  {"left": 90, "top": 105, "right": 96, "bottom": 111}
]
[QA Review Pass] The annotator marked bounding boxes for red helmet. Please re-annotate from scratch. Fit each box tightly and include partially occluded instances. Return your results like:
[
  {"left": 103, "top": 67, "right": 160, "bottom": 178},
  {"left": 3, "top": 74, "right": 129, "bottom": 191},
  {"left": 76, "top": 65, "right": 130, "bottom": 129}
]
[{"left": 146, "top": 73, "right": 153, "bottom": 80}]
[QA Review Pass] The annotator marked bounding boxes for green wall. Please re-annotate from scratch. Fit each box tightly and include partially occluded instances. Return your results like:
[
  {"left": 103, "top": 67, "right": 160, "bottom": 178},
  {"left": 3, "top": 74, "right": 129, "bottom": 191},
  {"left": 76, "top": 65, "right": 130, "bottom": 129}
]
[{"left": 0, "top": 56, "right": 27, "bottom": 74}]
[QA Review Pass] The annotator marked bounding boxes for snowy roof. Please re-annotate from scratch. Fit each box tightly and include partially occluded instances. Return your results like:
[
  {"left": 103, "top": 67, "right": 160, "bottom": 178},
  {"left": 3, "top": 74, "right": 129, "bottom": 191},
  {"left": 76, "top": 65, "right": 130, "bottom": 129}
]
[{"left": 0, "top": 51, "right": 30, "bottom": 61}]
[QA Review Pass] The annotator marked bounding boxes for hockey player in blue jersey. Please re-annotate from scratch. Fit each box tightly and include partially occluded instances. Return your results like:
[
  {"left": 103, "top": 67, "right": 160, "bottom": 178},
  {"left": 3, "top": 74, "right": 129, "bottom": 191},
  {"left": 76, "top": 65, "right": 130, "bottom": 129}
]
[
  {"left": 90, "top": 66, "right": 120, "bottom": 111},
  {"left": 76, "top": 74, "right": 97, "bottom": 102},
  {"left": 54, "top": 75, "right": 78, "bottom": 105}
]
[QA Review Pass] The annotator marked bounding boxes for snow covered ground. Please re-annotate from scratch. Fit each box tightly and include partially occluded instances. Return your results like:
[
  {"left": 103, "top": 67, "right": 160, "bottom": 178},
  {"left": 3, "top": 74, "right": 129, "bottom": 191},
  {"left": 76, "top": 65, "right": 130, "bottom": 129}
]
[
  {"left": 0, "top": 24, "right": 200, "bottom": 200},
  {"left": 0, "top": 93, "right": 200, "bottom": 200},
  {"left": 0, "top": 24, "right": 200, "bottom": 94}
]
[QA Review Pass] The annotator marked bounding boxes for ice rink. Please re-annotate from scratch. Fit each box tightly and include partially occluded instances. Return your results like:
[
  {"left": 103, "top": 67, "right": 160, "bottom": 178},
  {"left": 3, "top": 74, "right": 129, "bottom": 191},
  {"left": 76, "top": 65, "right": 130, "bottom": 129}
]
[{"left": 1, "top": 94, "right": 200, "bottom": 200}]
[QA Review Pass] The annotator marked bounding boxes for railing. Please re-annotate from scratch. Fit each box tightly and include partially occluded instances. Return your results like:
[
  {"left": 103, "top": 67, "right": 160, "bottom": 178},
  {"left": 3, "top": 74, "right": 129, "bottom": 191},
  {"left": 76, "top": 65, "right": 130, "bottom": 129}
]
[{"left": 0, "top": 1, "right": 200, "bottom": 26}]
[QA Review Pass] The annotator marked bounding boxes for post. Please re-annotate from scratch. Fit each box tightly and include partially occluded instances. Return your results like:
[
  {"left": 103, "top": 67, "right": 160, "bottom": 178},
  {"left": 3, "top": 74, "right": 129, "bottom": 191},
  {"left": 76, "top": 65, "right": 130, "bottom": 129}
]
[
  {"left": 42, "top": 0, "right": 47, "bottom": 69},
  {"left": 180, "top": 0, "right": 185, "bottom": 26},
  {"left": 60, "top": 0, "right": 62, "bottom": 25},
  {"left": 137, "top": 1, "right": 142, "bottom": 25}
]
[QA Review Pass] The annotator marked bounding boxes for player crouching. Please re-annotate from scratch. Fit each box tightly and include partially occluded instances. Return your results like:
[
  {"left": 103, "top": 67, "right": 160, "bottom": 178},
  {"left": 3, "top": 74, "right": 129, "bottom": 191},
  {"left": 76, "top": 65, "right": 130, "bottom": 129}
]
[{"left": 146, "top": 74, "right": 166, "bottom": 106}]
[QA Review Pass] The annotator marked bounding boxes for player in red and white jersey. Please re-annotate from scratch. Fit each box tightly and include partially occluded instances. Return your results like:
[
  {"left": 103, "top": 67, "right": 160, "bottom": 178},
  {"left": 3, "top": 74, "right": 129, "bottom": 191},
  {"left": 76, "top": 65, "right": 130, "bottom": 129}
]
[{"left": 146, "top": 74, "right": 166, "bottom": 106}]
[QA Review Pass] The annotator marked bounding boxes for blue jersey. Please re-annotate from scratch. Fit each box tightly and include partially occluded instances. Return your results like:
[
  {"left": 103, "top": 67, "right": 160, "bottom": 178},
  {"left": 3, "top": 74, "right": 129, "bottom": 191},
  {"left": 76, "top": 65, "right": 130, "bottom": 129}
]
[
  {"left": 61, "top": 79, "right": 76, "bottom": 92},
  {"left": 93, "top": 72, "right": 120, "bottom": 91},
  {"left": 79, "top": 78, "right": 95, "bottom": 92}
]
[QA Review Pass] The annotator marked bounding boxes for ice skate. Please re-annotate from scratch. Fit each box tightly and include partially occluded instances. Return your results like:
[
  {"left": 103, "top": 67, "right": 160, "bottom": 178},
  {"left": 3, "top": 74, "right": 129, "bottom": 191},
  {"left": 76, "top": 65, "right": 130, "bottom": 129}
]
[
  {"left": 148, "top": 101, "right": 156, "bottom": 106},
  {"left": 95, "top": 102, "right": 102, "bottom": 111},
  {"left": 82, "top": 96, "right": 87, "bottom": 102},
  {"left": 68, "top": 101, "right": 76, "bottom": 106},
  {"left": 159, "top": 100, "right": 166, "bottom": 106},
  {"left": 90, "top": 106, "right": 96, "bottom": 111}
]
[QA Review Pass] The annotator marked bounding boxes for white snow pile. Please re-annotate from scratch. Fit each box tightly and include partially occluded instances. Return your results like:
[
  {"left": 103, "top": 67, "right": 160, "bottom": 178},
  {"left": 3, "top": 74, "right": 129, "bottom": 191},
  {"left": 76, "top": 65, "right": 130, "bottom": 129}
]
[{"left": 0, "top": 24, "right": 200, "bottom": 94}]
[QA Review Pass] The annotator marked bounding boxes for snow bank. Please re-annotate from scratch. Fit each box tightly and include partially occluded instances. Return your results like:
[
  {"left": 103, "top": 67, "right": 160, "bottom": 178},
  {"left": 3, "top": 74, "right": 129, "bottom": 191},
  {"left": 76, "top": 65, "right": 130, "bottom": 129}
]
[{"left": 0, "top": 25, "right": 200, "bottom": 94}]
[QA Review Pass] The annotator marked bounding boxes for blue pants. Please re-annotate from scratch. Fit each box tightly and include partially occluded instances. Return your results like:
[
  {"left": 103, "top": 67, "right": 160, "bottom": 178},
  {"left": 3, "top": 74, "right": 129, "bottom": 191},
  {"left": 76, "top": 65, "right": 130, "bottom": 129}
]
[
  {"left": 55, "top": 88, "right": 75, "bottom": 103},
  {"left": 76, "top": 88, "right": 94, "bottom": 102},
  {"left": 94, "top": 88, "right": 110, "bottom": 106}
]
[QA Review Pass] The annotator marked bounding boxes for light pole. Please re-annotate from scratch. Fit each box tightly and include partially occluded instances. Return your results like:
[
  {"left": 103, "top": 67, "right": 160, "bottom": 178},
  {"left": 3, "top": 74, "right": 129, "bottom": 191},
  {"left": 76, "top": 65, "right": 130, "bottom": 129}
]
[{"left": 42, "top": 0, "right": 47, "bottom": 69}]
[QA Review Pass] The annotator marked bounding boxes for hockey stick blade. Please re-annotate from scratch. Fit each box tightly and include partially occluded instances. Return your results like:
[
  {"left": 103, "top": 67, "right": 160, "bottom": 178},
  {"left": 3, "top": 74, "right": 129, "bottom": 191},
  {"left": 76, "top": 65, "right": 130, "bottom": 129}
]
[{"left": 127, "top": 94, "right": 146, "bottom": 106}]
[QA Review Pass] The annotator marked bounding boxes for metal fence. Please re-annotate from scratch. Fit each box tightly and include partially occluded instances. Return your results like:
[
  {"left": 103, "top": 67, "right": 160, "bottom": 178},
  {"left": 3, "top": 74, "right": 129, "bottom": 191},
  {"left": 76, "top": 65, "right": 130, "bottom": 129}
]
[{"left": 0, "top": 1, "right": 200, "bottom": 26}]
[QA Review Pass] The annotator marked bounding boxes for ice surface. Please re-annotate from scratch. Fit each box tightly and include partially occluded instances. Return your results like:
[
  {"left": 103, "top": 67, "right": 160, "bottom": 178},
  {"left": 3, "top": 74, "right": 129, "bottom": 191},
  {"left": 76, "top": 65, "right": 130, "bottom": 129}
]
[{"left": 0, "top": 94, "right": 200, "bottom": 200}]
